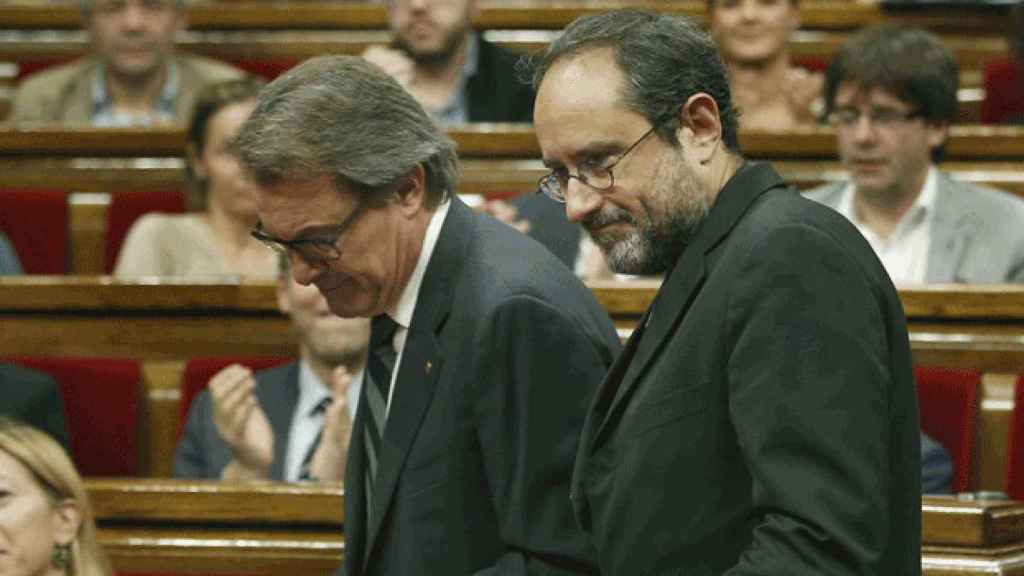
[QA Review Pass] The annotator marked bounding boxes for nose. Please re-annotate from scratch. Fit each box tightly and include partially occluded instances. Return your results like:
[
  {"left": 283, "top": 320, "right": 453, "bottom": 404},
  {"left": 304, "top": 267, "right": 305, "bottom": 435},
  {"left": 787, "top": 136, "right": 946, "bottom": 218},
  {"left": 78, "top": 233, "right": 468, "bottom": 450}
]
[
  {"left": 739, "top": 0, "right": 759, "bottom": 21},
  {"left": 851, "top": 114, "right": 877, "bottom": 145},
  {"left": 564, "top": 178, "right": 603, "bottom": 224}
]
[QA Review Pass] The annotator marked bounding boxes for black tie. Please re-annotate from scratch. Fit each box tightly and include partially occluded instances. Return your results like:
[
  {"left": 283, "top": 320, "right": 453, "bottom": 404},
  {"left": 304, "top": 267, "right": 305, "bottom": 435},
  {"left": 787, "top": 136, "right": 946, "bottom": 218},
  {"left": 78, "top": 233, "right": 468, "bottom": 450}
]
[
  {"left": 297, "top": 396, "right": 333, "bottom": 481},
  {"left": 363, "top": 314, "right": 399, "bottom": 521}
]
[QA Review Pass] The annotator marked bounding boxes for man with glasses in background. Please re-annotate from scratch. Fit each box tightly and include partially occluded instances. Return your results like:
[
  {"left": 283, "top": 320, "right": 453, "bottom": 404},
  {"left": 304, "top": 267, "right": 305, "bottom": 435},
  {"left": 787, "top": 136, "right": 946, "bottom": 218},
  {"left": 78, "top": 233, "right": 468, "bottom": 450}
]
[
  {"left": 232, "top": 55, "right": 620, "bottom": 576},
  {"left": 530, "top": 9, "right": 921, "bottom": 574},
  {"left": 12, "top": 0, "right": 243, "bottom": 126},
  {"left": 807, "top": 25, "right": 1024, "bottom": 284}
]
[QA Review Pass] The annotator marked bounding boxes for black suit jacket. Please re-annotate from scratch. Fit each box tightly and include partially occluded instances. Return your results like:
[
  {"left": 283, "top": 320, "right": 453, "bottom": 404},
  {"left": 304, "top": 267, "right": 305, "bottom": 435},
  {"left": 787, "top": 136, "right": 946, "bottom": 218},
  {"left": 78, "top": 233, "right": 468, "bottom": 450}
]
[
  {"left": 342, "top": 198, "right": 621, "bottom": 576},
  {"left": 173, "top": 363, "right": 300, "bottom": 480},
  {"left": 466, "top": 36, "right": 534, "bottom": 124},
  {"left": 571, "top": 162, "right": 922, "bottom": 575},
  {"left": 0, "top": 363, "right": 68, "bottom": 448}
]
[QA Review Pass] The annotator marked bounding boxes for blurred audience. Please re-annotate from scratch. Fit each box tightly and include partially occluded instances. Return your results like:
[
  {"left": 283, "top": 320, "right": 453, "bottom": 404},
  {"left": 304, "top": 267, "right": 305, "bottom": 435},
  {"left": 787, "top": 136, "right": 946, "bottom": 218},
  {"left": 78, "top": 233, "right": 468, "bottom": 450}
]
[
  {"left": 362, "top": 0, "right": 534, "bottom": 124},
  {"left": 0, "top": 232, "right": 22, "bottom": 275},
  {"left": 708, "top": 0, "right": 823, "bottom": 130},
  {"left": 0, "top": 363, "right": 68, "bottom": 449},
  {"left": 11, "top": 0, "right": 244, "bottom": 126},
  {"left": 806, "top": 25, "right": 1024, "bottom": 284},
  {"left": 0, "top": 417, "right": 111, "bottom": 576},
  {"left": 114, "top": 77, "right": 276, "bottom": 278},
  {"left": 174, "top": 253, "right": 369, "bottom": 482}
]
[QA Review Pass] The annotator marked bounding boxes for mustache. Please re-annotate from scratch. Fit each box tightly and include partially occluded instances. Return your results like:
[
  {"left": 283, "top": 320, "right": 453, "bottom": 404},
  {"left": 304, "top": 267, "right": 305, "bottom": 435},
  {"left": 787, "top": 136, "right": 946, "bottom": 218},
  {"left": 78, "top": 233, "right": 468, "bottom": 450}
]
[{"left": 581, "top": 206, "right": 637, "bottom": 232}]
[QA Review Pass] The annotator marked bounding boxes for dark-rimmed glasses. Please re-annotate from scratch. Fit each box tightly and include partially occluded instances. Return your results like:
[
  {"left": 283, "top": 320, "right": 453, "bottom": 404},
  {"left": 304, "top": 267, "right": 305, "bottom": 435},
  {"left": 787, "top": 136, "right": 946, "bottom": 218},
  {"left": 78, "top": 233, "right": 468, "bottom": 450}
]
[
  {"left": 251, "top": 202, "right": 365, "bottom": 266},
  {"left": 827, "top": 106, "right": 922, "bottom": 129},
  {"left": 538, "top": 125, "right": 658, "bottom": 203}
]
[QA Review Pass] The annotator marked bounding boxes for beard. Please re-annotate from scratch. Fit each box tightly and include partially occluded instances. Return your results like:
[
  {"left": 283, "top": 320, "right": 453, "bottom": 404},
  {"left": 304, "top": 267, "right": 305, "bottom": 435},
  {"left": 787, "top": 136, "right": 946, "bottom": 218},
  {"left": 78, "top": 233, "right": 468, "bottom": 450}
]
[
  {"left": 392, "top": 22, "right": 469, "bottom": 69},
  {"left": 582, "top": 153, "right": 709, "bottom": 275}
]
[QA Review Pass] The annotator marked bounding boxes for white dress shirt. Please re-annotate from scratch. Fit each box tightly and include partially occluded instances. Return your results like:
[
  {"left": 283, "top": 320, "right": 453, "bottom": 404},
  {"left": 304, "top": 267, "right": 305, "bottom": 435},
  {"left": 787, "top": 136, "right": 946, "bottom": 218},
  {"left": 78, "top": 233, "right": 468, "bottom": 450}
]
[
  {"left": 381, "top": 199, "right": 451, "bottom": 416},
  {"left": 838, "top": 167, "right": 938, "bottom": 286}
]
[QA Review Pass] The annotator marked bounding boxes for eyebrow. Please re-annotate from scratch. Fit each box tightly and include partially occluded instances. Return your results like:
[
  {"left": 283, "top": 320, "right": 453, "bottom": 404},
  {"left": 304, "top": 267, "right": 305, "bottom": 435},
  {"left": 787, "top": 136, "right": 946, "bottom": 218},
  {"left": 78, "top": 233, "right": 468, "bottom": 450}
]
[
  {"left": 542, "top": 139, "right": 628, "bottom": 169},
  {"left": 255, "top": 221, "right": 338, "bottom": 242}
]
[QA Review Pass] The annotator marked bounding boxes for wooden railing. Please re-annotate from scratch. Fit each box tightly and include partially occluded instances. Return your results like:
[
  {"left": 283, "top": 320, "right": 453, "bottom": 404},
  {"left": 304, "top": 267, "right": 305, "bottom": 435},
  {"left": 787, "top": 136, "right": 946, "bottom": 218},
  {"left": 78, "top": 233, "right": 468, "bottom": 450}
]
[{"left": 83, "top": 477, "right": 1024, "bottom": 575}]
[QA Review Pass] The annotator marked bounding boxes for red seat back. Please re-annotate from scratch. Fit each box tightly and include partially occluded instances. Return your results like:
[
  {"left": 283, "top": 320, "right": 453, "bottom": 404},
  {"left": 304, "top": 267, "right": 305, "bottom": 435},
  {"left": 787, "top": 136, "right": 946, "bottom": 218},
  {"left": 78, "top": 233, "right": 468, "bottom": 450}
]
[
  {"left": 0, "top": 189, "right": 68, "bottom": 274},
  {"left": 982, "top": 58, "right": 1024, "bottom": 124},
  {"left": 1006, "top": 375, "right": 1024, "bottom": 499},
  {"left": 914, "top": 367, "right": 980, "bottom": 493},
  {"left": 4, "top": 357, "right": 141, "bottom": 476},
  {"left": 104, "top": 190, "right": 186, "bottom": 273},
  {"left": 178, "top": 356, "right": 293, "bottom": 437}
]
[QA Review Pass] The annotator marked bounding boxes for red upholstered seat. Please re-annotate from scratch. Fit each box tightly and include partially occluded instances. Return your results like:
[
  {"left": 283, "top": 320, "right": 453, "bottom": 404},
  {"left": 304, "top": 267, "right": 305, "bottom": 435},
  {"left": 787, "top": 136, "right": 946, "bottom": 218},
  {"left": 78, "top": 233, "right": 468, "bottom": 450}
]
[
  {"left": 982, "top": 58, "right": 1024, "bottom": 124},
  {"left": 914, "top": 367, "right": 980, "bottom": 493},
  {"left": 0, "top": 189, "right": 69, "bottom": 274},
  {"left": 231, "top": 57, "right": 301, "bottom": 81},
  {"left": 178, "top": 356, "right": 294, "bottom": 437},
  {"left": 104, "top": 190, "right": 186, "bottom": 273},
  {"left": 1006, "top": 375, "right": 1024, "bottom": 500},
  {"left": 4, "top": 357, "right": 141, "bottom": 476}
]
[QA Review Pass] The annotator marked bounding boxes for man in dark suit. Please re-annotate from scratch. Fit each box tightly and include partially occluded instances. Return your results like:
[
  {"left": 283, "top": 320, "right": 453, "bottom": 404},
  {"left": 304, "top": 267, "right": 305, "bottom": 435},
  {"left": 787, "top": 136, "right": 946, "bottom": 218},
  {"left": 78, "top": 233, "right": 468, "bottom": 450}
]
[
  {"left": 0, "top": 363, "right": 68, "bottom": 448},
  {"left": 529, "top": 9, "right": 921, "bottom": 575},
  {"left": 233, "top": 55, "right": 620, "bottom": 575},
  {"left": 173, "top": 255, "right": 370, "bottom": 482}
]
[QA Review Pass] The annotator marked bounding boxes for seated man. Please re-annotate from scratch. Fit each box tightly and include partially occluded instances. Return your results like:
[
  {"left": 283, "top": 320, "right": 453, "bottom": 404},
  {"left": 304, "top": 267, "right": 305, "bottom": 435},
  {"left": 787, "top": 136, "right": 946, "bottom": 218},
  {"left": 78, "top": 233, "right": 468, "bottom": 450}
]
[
  {"left": 0, "top": 363, "right": 69, "bottom": 448},
  {"left": 362, "top": 0, "right": 533, "bottom": 125},
  {"left": 708, "top": 0, "right": 823, "bottom": 131},
  {"left": 174, "top": 254, "right": 369, "bottom": 481},
  {"left": 0, "top": 231, "right": 22, "bottom": 275},
  {"left": 806, "top": 25, "right": 1024, "bottom": 284},
  {"left": 922, "top": 432, "right": 953, "bottom": 494},
  {"left": 12, "top": 0, "right": 244, "bottom": 126}
]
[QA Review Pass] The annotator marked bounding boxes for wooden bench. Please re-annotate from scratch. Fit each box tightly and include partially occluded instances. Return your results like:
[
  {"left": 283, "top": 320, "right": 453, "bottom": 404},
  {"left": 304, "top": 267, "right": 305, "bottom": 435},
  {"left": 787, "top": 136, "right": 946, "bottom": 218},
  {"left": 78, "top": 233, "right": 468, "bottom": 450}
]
[{"left": 84, "top": 477, "right": 1024, "bottom": 575}]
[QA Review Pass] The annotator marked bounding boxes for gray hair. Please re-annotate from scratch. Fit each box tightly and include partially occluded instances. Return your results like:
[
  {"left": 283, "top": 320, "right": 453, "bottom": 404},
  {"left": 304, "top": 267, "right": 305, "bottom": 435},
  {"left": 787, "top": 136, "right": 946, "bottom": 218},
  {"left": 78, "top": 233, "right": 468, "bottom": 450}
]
[
  {"left": 521, "top": 8, "right": 740, "bottom": 152},
  {"left": 231, "top": 55, "right": 458, "bottom": 209}
]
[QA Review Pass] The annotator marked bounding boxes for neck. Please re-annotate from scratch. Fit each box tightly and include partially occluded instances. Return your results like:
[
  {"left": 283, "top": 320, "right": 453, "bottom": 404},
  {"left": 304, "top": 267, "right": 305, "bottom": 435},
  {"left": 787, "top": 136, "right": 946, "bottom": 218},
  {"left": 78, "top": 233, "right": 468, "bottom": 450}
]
[
  {"left": 704, "top": 152, "right": 745, "bottom": 207},
  {"left": 727, "top": 53, "right": 791, "bottom": 104},
  {"left": 302, "top": 347, "right": 366, "bottom": 395},
  {"left": 853, "top": 167, "right": 930, "bottom": 241},
  {"left": 204, "top": 202, "right": 258, "bottom": 252},
  {"left": 105, "top": 64, "right": 168, "bottom": 113},
  {"left": 414, "top": 33, "right": 470, "bottom": 85}
]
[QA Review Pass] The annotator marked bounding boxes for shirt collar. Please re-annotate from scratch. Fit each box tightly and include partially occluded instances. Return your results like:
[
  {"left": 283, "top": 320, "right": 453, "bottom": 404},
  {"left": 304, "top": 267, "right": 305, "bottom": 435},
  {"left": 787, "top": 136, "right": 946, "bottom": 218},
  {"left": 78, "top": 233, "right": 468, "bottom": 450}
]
[
  {"left": 296, "top": 359, "right": 332, "bottom": 418},
  {"left": 91, "top": 59, "right": 179, "bottom": 126},
  {"left": 386, "top": 198, "right": 451, "bottom": 330}
]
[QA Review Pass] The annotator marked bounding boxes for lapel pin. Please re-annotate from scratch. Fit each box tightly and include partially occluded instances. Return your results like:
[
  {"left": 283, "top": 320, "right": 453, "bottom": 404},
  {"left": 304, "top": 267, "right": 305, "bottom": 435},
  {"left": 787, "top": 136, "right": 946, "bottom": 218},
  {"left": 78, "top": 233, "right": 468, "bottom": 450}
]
[{"left": 425, "top": 361, "right": 432, "bottom": 375}]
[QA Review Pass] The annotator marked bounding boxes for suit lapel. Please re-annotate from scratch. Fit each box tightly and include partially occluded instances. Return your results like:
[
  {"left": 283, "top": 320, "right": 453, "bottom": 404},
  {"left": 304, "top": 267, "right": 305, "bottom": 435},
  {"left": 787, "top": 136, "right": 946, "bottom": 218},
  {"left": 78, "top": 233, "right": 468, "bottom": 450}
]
[
  {"left": 360, "top": 198, "right": 467, "bottom": 571},
  {"left": 345, "top": 383, "right": 370, "bottom": 575},
  {"left": 590, "top": 162, "right": 786, "bottom": 451},
  {"left": 255, "top": 363, "right": 300, "bottom": 481},
  {"left": 925, "top": 173, "right": 976, "bottom": 283}
]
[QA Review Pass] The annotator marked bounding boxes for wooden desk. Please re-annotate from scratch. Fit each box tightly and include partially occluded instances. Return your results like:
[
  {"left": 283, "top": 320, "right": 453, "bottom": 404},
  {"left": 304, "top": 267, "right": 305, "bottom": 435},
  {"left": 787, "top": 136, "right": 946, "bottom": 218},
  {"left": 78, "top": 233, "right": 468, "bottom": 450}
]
[
  {"left": 84, "top": 477, "right": 1024, "bottom": 575},
  {"left": 0, "top": 1, "right": 1014, "bottom": 33},
  {"left": 88, "top": 478, "right": 343, "bottom": 574}
]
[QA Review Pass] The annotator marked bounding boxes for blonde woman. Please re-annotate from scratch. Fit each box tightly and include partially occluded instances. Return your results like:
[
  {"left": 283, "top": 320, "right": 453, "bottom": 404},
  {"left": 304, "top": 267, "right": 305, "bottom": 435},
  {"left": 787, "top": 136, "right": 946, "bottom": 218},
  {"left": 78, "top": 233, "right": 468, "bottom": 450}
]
[{"left": 0, "top": 417, "right": 110, "bottom": 576}]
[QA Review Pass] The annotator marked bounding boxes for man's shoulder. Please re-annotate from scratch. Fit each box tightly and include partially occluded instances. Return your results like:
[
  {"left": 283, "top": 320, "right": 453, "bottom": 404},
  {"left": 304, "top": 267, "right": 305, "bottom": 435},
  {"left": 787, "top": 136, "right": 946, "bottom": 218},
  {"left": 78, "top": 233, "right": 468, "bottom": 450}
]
[
  {"left": 12, "top": 58, "right": 93, "bottom": 120},
  {"left": 939, "top": 172, "right": 1024, "bottom": 216},
  {"left": 253, "top": 362, "right": 298, "bottom": 387},
  {"left": 801, "top": 181, "right": 846, "bottom": 208},
  {"left": 16, "top": 59, "right": 92, "bottom": 93},
  {"left": 0, "top": 363, "right": 56, "bottom": 388}
]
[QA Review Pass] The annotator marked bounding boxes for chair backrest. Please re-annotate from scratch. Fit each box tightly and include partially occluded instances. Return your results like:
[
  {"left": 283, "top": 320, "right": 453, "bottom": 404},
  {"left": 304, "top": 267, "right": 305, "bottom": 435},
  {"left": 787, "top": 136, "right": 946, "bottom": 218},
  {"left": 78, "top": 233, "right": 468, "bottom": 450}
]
[
  {"left": 4, "top": 356, "right": 141, "bottom": 476},
  {"left": 178, "top": 356, "right": 293, "bottom": 437},
  {"left": 0, "top": 189, "right": 68, "bottom": 274},
  {"left": 104, "top": 190, "right": 186, "bottom": 273},
  {"left": 982, "top": 58, "right": 1024, "bottom": 124},
  {"left": 914, "top": 367, "right": 981, "bottom": 493},
  {"left": 1006, "top": 375, "right": 1024, "bottom": 500}
]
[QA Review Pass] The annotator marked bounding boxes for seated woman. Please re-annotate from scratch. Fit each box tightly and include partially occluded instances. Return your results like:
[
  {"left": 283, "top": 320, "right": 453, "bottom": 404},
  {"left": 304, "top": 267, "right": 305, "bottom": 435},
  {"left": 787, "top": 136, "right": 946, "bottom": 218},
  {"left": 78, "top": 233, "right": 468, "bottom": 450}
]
[
  {"left": 708, "top": 0, "right": 823, "bottom": 131},
  {"left": 0, "top": 417, "right": 110, "bottom": 576},
  {"left": 114, "top": 78, "right": 276, "bottom": 278}
]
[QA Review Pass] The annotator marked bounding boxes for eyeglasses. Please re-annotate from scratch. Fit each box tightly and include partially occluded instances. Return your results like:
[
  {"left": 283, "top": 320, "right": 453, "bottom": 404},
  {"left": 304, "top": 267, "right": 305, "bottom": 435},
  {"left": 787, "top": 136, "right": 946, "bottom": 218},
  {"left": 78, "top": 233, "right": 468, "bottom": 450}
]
[
  {"left": 251, "top": 202, "right": 365, "bottom": 266},
  {"left": 538, "top": 125, "right": 658, "bottom": 203},
  {"left": 827, "top": 106, "right": 922, "bottom": 129}
]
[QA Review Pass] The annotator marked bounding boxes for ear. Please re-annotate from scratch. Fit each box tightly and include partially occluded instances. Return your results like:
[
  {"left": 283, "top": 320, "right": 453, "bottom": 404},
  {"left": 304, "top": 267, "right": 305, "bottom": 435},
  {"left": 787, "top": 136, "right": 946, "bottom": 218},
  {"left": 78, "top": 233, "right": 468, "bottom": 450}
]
[
  {"left": 186, "top": 142, "right": 206, "bottom": 180},
  {"left": 393, "top": 164, "right": 428, "bottom": 218},
  {"left": 925, "top": 121, "right": 950, "bottom": 152},
  {"left": 51, "top": 499, "right": 81, "bottom": 546},
  {"left": 677, "top": 93, "right": 723, "bottom": 166}
]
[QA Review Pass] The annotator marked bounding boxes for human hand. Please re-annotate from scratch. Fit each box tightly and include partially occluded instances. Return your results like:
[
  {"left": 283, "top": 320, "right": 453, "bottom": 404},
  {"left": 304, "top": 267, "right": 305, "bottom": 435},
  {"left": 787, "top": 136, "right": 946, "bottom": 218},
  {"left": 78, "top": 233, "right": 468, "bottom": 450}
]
[
  {"left": 308, "top": 365, "right": 356, "bottom": 481},
  {"left": 478, "top": 199, "right": 530, "bottom": 234},
  {"left": 210, "top": 364, "right": 273, "bottom": 476},
  {"left": 785, "top": 67, "right": 825, "bottom": 123},
  {"left": 361, "top": 45, "right": 416, "bottom": 88}
]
